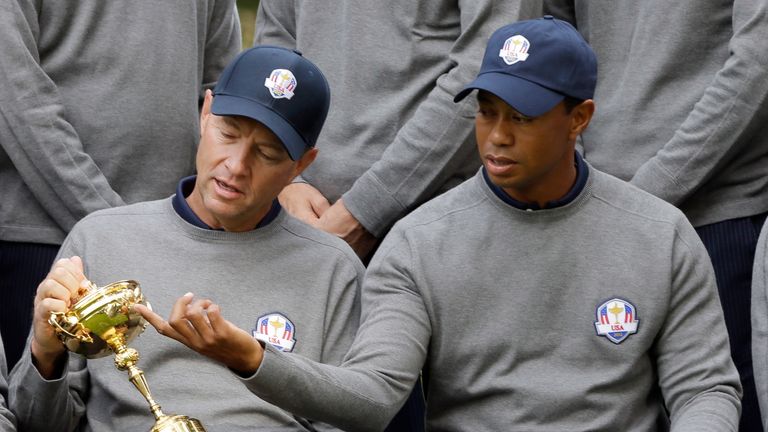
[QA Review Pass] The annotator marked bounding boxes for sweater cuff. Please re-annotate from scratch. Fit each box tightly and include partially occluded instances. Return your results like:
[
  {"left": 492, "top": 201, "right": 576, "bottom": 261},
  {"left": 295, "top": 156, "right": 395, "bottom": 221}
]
[
  {"left": 11, "top": 350, "right": 71, "bottom": 402},
  {"left": 238, "top": 343, "right": 291, "bottom": 398},
  {"left": 630, "top": 158, "right": 685, "bottom": 205},
  {"left": 343, "top": 173, "right": 405, "bottom": 238}
]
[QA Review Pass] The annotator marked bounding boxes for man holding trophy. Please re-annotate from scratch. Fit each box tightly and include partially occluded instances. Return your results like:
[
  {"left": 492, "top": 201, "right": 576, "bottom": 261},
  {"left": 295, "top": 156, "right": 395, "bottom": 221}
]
[{"left": 8, "top": 46, "right": 363, "bottom": 431}]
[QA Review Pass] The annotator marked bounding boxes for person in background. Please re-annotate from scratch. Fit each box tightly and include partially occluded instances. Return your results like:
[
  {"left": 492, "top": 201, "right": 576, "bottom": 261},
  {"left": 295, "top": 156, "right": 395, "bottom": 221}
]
[{"left": 0, "top": 0, "right": 241, "bottom": 370}]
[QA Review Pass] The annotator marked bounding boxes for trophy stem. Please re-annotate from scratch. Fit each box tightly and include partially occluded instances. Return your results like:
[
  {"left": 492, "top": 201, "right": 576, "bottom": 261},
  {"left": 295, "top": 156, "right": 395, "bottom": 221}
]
[
  {"left": 104, "top": 332, "right": 166, "bottom": 420},
  {"left": 127, "top": 364, "right": 166, "bottom": 420}
]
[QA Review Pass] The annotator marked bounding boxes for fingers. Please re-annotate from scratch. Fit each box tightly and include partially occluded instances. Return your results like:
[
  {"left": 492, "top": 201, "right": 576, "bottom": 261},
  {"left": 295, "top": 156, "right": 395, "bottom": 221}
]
[
  {"left": 167, "top": 293, "right": 198, "bottom": 341},
  {"left": 206, "top": 304, "right": 228, "bottom": 335},
  {"left": 35, "top": 278, "right": 73, "bottom": 309},
  {"left": 185, "top": 299, "right": 215, "bottom": 343},
  {"left": 31, "top": 265, "right": 79, "bottom": 362},
  {"left": 279, "top": 183, "right": 329, "bottom": 225},
  {"left": 307, "top": 190, "right": 331, "bottom": 217},
  {"left": 36, "top": 257, "right": 89, "bottom": 308},
  {"left": 54, "top": 257, "right": 87, "bottom": 286},
  {"left": 134, "top": 304, "right": 184, "bottom": 342},
  {"left": 160, "top": 294, "right": 219, "bottom": 346},
  {"left": 139, "top": 297, "right": 260, "bottom": 372},
  {"left": 69, "top": 256, "right": 86, "bottom": 278}
]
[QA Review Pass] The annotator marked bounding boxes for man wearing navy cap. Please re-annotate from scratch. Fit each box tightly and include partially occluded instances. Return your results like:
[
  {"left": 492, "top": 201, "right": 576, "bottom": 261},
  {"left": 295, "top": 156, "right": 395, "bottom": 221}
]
[
  {"left": 543, "top": 3, "right": 768, "bottom": 429},
  {"left": 9, "top": 47, "right": 363, "bottom": 431},
  {"left": 134, "top": 17, "right": 742, "bottom": 431}
]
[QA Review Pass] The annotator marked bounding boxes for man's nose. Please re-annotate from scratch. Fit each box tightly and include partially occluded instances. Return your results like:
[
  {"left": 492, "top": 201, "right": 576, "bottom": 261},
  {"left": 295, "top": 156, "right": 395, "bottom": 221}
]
[
  {"left": 224, "top": 145, "right": 249, "bottom": 175},
  {"left": 489, "top": 121, "right": 514, "bottom": 147}
]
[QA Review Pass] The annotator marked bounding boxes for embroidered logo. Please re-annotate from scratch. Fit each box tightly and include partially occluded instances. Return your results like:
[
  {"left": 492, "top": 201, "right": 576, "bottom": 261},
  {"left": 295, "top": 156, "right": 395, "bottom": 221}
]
[
  {"left": 594, "top": 298, "right": 639, "bottom": 344},
  {"left": 252, "top": 313, "right": 296, "bottom": 352},
  {"left": 499, "top": 35, "right": 530, "bottom": 65},
  {"left": 264, "top": 69, "right": 297, "bottom": 100}
]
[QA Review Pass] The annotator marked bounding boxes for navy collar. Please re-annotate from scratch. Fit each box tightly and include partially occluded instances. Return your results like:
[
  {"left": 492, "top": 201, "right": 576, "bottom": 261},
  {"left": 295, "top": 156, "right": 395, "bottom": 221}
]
[
  {"left": 483, "top": 152, "right": 589, "bottom": 210},
  {"left": 171, "top": 176, "right": 281, "bottom": 230}
]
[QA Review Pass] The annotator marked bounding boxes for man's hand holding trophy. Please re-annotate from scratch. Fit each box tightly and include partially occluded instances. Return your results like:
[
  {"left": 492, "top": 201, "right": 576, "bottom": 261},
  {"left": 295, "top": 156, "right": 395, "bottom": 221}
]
[{"left": 32, "top": 256, "right": 206, "bottom": 432}]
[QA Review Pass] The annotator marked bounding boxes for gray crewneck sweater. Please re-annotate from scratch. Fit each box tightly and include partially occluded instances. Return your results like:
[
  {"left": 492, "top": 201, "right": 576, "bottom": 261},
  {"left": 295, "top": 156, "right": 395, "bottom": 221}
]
[
  {"left": 8, "top": 198, "right": 364, "bottom": 431},
  {"left": 254, "top": 0, "right": 543, "bottom": 237},
  {"left": 244, "top": 167, "right": 741, "bottom": 431},
  {"left": 543, "top": 0, "right": 768, "bottom": 227},
  {"left": 0, "top": 0, "right": 240, "bottom": 245}
]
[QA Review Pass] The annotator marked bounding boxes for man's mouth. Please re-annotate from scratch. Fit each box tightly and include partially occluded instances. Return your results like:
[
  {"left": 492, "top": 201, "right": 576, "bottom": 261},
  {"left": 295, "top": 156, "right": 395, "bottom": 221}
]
[
  {"left": 486, "top": 155, "right": 517, "bottom": 167},
  {"left": 214, "top": 178, "right": 242, "bottom": 195}
]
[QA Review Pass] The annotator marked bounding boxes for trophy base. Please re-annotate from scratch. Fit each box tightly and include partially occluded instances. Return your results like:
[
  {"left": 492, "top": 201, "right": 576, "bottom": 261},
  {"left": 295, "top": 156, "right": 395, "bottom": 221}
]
[{"left": 151, "top": 415, "right": 206, "bottom": 432}]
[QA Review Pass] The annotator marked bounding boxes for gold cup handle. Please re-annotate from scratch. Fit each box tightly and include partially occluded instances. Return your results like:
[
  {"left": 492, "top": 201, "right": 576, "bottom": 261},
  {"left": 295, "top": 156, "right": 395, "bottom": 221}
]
[{"left": 48, "top": 311, "right": 93, "bottom": 343}]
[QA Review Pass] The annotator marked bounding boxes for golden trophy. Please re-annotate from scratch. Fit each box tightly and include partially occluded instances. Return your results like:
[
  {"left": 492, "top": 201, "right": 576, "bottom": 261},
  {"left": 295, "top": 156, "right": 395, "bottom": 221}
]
[{"left": 49, "top": 280, "right": 206, "bottom": 432}]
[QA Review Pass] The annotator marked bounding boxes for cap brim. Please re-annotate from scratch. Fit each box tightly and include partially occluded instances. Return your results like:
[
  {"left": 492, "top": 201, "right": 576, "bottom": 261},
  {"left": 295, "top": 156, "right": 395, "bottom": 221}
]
[
  {"left": 211, "top": 94, "right": 307, "bottom": 160},
  {"left": 454, "top": 72, "right": 565, "bottom": 117}
]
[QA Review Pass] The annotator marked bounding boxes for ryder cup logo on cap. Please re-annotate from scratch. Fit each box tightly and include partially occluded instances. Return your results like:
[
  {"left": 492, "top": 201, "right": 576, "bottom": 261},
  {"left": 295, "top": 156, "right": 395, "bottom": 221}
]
[
  {"left": 454, "top": 16, "right": 597, "bottom": 118},
  {"left": 264, "top": 69, "right": 297, "bottom": 100},
  {"left": 253, "top": 312, "right": 296, "bottom": 352},
  {"left": 211, "top": 46, "right": 330, "bottom": 161},
  {"left": 594, "top": 298, "right": 639, "bottom": 344},
  {"left": 499, "top": 35, "right": 530, "bottom": 65}
]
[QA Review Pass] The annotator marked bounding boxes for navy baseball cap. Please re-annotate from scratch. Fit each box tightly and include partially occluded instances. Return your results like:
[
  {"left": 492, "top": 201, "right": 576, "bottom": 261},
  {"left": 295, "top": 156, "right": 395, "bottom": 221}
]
[
  {"left": 211, "top": 46, "right": 330, "bottom": 160},
  {"left": 455, "top": 16, "right": 597, "bottom": 117}
]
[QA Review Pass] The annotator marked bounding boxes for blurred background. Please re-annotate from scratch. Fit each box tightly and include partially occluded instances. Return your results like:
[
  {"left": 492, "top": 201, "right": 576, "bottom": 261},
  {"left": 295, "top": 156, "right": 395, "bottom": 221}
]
[{"left": 237, "top": 0, "right": 260, "bottom": 48}]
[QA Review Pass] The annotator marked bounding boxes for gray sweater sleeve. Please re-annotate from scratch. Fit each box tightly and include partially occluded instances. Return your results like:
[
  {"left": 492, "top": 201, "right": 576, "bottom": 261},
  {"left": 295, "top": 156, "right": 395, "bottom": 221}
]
[
  {"left": 660, "top": 218, "right": 742, "bottom": 431},
  {"left": 0, "top": 0, "right": 125, "bottom": 233},
  {"left": 7, "top": 236, "right": 89, "bottom": 432},
  {"left": 242, "top": 231, "right": 428, "bottom": 431},
  {"left": 8, "top": 352, "right": 88, "bottom": 432},
  {"left": 0, "top": 338, "right": 17, "bottom": 431},
  {"left": 628, "top": 0, "right": 768, "bottom": 205},
  {"left": 254, "top": 0, "right": 297, "bottom": 49},
  {"left": 342, "top": 0, "right": 542, "bottom": 237},
  {"left": 306, "top": 248, "right": 364, "bottom": 432},
  {"left": 752, "top": 220, "right": 768, "bottom": 431},
  {"left": 202, "top": 0, "right": 242, "bottom": 95}
]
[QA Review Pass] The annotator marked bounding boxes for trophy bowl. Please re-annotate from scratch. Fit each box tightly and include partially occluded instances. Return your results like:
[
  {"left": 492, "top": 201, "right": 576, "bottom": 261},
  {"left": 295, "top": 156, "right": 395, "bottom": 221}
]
[
  {"left": 49, "top": 280, "right": 148, "bottom": 358},
  {"left": 49, "top": 279, "right": 206, "bottom": 432}
]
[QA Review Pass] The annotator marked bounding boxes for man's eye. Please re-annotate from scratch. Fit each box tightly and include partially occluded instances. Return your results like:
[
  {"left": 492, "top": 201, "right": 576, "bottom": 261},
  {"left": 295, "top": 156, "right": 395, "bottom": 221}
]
[
  {"left": 511, "top": 115, "right": 532, "bottom": 124},
  {"left": 477, "top": 108, "right": 494, "bottom": 117},
  {"left": 257, "top": 148, "right": 283, "bottom": 162}
]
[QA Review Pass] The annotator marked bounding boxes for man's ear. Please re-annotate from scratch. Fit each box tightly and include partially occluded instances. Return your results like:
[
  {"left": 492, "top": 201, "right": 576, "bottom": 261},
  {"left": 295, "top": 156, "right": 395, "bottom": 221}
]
[
  {"left": 293, "top": 147, "right": 318, "bottom": 178},
  {"left": 569, "top": 99, "right": 595, "bottom": 141},
  {"left": 200, "top": 89, "right": 214, "bottom": 136}
]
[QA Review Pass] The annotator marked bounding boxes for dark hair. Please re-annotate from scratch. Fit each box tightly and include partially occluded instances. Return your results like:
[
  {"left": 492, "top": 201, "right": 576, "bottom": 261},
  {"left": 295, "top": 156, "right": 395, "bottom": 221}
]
[{"left": 563, "top": 96, "right": 586, "bottom": 113}]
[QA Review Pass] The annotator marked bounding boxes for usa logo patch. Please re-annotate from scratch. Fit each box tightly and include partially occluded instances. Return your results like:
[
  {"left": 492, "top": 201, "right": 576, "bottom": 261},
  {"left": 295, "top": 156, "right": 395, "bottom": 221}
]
[
  {"left": 594, "top": 298, "right": 639, "bottom": 344},
  {"left": 264, "top": 69, "right": 297, "bottom": 100},
  {"left": 252, "top": 313, "right": 296, "bottom": 352},
  {"left": 499, "top": 35, "right": 530, "bottom": 65}
]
